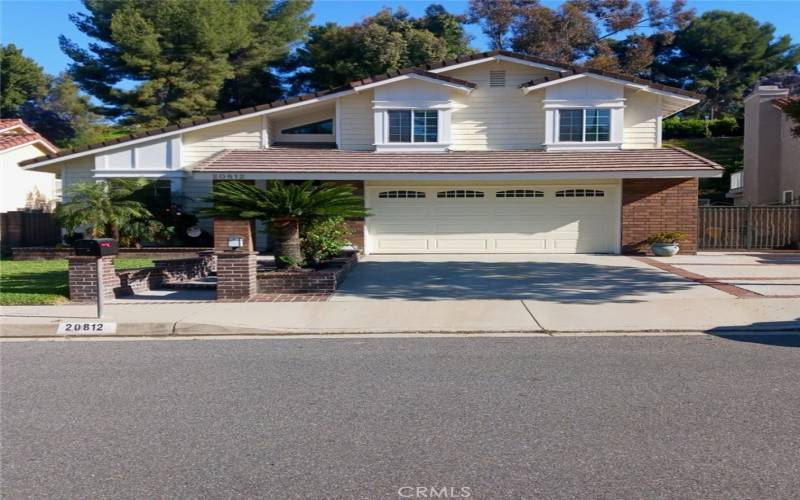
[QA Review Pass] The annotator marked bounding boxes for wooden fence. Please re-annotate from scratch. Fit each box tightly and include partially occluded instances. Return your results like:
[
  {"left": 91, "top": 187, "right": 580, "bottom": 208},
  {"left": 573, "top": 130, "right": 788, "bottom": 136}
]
[
  {"left": 0, "top": 211, "right": 62, "bottom": 256},
  {"left": 699, "top": 206, "right": 800, "bottom": 250}
]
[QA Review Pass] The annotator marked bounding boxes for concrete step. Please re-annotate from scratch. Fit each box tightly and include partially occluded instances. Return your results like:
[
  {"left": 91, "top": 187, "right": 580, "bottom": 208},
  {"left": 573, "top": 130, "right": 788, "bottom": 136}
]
[{"left": 162, "top": 276, "right": 217, "bottom": 290}]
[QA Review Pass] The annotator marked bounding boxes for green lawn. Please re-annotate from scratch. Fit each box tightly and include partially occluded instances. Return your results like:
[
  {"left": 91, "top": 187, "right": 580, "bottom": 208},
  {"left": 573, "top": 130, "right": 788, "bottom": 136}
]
[
  {"left": 0, "top": 258, "right": 154, "bottom": 305},
  {"left": 665, "top": 137, "right": 743, "bottom": 202}
]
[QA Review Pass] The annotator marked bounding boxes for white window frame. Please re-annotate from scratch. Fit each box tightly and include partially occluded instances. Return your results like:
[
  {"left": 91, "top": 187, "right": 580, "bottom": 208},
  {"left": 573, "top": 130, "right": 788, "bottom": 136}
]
[
  {"left": 783, "top": 190, "right": 795, "bottom": 205},
  {"left": 556, "top": 108, "right": 612, "bottom": 144},
  {"left": 386, "top": 109, "right": 438, "bottom": 144},
  {"left": 543, "top": 99, "right": 624, "bottom": 151},
  {"left": 373, "top": 101, "right": 452, "bottom": 152}
]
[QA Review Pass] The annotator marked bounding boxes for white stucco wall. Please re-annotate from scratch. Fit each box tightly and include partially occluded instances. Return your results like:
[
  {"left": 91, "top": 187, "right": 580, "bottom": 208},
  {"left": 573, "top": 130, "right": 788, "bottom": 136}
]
[{"left": 0, "top": 143, "right": 58, "bottom": 212}]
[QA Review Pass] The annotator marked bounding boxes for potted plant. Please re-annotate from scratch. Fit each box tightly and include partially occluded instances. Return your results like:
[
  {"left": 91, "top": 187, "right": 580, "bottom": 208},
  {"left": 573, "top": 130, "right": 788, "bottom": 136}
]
[{"left": 645, "top": 231, "right": 686, "bottom": 257}]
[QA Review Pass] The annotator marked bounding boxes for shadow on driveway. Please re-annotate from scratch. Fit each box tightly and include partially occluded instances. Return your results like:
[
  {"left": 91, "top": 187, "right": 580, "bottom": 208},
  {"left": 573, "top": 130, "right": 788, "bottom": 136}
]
[
  {"left": 335, "top": 259, "right": 698, "bottom": 303},
  {"left": 708, "top": 318, "right": 800, "bottom": 348}
]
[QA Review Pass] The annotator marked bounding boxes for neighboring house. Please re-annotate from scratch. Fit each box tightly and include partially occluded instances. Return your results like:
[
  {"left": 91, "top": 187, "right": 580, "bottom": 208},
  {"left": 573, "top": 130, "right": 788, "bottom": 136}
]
[
  {"left": 0, "top": 119, "right": 59, "bottom": 212},
  {"left": 22, "top": 50, "right": 721, "bottom": 254},
  {"left": 729, "top": 86, "right": 800, "bottom": 206}
]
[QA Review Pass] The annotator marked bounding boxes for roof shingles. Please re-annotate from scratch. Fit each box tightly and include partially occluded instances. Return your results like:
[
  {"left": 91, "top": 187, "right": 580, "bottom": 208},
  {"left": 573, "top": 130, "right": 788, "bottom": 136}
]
[{"left": 192, "top": 146, "right": 721, "bottom": 175}]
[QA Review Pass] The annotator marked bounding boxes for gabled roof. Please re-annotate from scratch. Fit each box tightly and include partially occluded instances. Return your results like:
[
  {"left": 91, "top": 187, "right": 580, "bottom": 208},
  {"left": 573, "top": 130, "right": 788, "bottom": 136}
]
[
  {"left": 193, "top": 146, "right": 721, "bottom": 179},
  {"left": 519, "top": 68, "right": 702, "bottom": 100},
  {"left": 0, "top": 119, "right": 58, "bottom": 154},
  {"left": 22, "top": 50, "right": 699, "bottom": 168}
]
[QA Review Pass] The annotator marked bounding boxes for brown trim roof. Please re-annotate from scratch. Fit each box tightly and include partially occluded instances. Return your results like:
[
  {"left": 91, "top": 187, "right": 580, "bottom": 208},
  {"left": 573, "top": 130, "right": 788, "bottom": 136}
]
[
  {"left": 519, "top": 67, "right": 702, "bottom": 99},
  {"left": 193, "top": 147, "right": 721, "bottom": 175},
  {"left": 773, "top": 96, "right": 800, "bottom": 109},
  {"left": 22, "top": 50, "right": 698, "bottom": 167}
]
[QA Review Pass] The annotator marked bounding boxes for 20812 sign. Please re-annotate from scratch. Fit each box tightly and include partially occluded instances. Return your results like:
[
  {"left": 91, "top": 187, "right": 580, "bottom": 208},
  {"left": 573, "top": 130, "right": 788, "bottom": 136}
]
[{"left": 57, "top": 322, "right": 117, "bottom": 334}]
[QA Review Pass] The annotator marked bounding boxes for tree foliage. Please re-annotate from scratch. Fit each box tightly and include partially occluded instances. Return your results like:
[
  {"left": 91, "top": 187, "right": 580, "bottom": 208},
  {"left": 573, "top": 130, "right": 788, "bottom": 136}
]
[
  {"left": 654, "top": 11, "right": 800, "bottom": 117},
  {"left": 291, "top": 5, "right": 472, "bottom": 92},
  {"left": 202, "top": 181, "right": 367, "bottom": 267},
  {"left": 0, "top": 44, "right": 48, "bottom": 117},
  {"left": 467, "top": 0, "right": 693, "bottom": 75},
  {"left": 55, "top": 178, "right": 162, "bottom": 244},
  {"left": 61, "top": 0, "right": 311, "bottom": 127},
  {"left": 783, "top": 101, "right": 800, "bottom": 138}
]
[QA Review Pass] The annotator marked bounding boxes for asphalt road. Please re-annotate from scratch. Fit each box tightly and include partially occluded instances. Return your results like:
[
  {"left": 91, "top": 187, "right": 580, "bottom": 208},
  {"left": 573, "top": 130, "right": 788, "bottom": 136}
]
[{"left": 2, "top": 334, "right": 800, "bottom": 499}]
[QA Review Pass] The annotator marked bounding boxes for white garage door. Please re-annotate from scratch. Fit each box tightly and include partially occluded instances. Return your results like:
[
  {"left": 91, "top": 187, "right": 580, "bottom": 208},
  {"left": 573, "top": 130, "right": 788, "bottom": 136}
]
[{"left": 366, "top": 184, "right": 619, "bottom": 254}]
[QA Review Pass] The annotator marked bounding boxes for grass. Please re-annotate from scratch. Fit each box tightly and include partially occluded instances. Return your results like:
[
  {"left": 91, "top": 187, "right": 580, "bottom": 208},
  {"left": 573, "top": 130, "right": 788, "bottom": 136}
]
[
  {"left": 665, "top": 137, "right": 743, "bottom": 202},
  {"left": 0, "top": 258, "right": 154, "bottom": 305}
]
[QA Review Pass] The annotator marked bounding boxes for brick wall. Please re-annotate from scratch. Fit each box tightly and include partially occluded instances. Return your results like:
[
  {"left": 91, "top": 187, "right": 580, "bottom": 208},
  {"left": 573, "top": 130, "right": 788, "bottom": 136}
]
[
  {"left": 13, "top": 247, "right": 212, "bottom": 260},
  {"left": 216, "top": 251, "right": 257, "bottom": 300},
  {"left": 213, "top": 219, "right": 254, "bottom": 252},
  {"left": 68, "top": 254, "right": 213, "bottom": 301},
  {"left": 67, "top": 256, "right": 116, "bottom": 302},
  {"left": 257, "top": 253, "right": 358, "bottom": 294},
  {"left": 621, "top": 178, "right": 698, "bottom": 255}
]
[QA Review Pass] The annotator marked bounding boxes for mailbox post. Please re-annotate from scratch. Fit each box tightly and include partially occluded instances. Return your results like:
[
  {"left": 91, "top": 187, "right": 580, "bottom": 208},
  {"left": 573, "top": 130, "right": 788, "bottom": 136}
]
[{"left": 74, "top": 239, "right": 119, "bottom": 318}]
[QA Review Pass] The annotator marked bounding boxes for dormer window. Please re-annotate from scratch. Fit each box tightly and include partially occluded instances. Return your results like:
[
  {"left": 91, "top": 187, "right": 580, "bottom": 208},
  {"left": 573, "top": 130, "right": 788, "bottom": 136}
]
[
  {"left": 558, "top": 109, "right": 611, "bottom": 142},
  {"left": 387, "top": 110, "right": 438, "bottom": 143}
]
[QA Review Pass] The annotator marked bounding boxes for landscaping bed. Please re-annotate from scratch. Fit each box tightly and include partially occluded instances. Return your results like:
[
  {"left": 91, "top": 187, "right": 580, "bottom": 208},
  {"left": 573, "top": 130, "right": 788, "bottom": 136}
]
[
  {"left": 0, "top": 258, "right": 154, "bottom": 305},
  {"left": 256, "top": 253, "right": 358, "bottom": 294}
]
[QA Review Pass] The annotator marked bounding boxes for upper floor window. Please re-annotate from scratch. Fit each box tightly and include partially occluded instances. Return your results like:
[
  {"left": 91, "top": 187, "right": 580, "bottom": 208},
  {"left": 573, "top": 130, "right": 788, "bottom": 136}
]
[
  {"left": 558, "top": 109, "right": 610, "bottom": 142},
  {"left": 388, "top": 110, "right": 438, "bottom": 143},
  {"left": 281, "top": 119, "right": 333, "bottom": 135}
]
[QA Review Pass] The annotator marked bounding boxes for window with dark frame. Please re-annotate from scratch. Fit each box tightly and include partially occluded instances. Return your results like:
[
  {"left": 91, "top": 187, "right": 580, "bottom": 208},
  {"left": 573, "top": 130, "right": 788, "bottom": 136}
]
[
  {"left": 555, "top": 189, "right": 605, "bottom": 198},
  {"left": 378, "top": 190, "right": 426, "bottom": 199},
  {"left": 496, "top": 189, "right": 544, "bottom": 198},
  {"left": 388, "top": 110, "right": 438, "bottom": 143},
  {"left": 436, "top": 190, "right": 484, "bottom": 198},
  {"left": 281, "top": 119, "right": 333, "bottom": 135}
]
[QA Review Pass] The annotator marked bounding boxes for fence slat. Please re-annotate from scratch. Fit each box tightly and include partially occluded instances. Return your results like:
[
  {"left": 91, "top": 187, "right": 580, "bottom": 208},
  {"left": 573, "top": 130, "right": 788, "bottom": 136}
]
[{"left": 699, "top": 206, "right": 800, "bottom": 250}]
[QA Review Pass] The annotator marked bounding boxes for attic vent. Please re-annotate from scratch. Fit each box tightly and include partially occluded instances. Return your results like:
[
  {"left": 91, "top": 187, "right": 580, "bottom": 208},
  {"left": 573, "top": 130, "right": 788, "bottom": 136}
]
[{"left": 489, "top": 70, "right": 506, "bottom": 87}]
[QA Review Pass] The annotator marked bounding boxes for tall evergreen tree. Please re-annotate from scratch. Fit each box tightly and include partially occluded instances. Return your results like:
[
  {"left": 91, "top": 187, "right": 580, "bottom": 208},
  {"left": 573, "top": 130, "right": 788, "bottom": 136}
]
[
  {"left": 61, "top": 0, "right": 311, "bottom": 128},
  {"left": 655, "top": 11, "right": 800, "bottom": 117},
  {"left": 0, "top": 44, "right": 48, "bottom": 117},
  {"left": 291, "top": 5, "right": 473, "bottom": 92}
]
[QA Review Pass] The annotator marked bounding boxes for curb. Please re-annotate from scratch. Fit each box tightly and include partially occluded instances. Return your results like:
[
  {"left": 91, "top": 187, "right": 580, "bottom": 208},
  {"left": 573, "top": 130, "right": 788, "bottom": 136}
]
[{"left": 1, "top": 321, "right": 799, "bottom": 339}]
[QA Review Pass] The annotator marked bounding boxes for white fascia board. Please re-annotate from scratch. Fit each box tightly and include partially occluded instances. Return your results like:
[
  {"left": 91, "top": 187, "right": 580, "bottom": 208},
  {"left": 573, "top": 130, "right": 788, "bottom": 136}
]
[
  {"left": 92, "top": 169, "right": 188, "bottom": 178},
  {"left": 22, "top": 90, "right": 356, "bottom": 170},
  {"left": 353, "top": 73, "right": 474, "bottom": 94},
  {"left": 0, "top": 122, "right": 35, "bottom": 135},
  {"left": 523, "top": 72, "right": 699, "bottom": 104},
  {"left": 1, "top": 139, "right": 58, "bottom": 156},
  {"left": 194, "top": 169, "right": 722, "bottom": 181},
  {"left": 428, "top": 55, "right": 566, "bottom": 74}
]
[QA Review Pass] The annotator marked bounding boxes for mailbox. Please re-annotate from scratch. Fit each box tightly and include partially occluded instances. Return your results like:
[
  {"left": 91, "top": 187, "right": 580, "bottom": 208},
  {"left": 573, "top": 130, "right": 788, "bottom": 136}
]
[{"left": 74, "top": 238, "right": 119, "bottom": 257}]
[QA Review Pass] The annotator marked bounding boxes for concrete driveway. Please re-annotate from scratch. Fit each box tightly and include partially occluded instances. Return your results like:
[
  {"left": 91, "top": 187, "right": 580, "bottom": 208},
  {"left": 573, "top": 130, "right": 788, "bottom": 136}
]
[{"left": 332, "top": 254, "right": 729, "bottom": 303}]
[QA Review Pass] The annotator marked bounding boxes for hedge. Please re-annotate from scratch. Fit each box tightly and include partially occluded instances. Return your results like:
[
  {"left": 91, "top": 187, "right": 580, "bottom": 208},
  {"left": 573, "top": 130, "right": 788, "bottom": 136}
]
[{"left": 663, "top": 116, "right": 740, "bottom": 139}]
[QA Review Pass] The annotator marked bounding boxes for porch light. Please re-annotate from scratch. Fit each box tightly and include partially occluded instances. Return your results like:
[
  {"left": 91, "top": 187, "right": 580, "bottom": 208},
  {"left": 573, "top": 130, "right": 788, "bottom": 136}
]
[{"left": 227, "top": 235, "right": 244, "bottom": 251}]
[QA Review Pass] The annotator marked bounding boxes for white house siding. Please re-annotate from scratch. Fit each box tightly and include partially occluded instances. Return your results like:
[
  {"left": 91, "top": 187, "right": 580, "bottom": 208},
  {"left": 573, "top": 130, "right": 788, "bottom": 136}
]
[
  {"left": 181, "top": 116, "right": 262, "bottom": 167},
  {"left": 0, "top": 143, "right": 58, "bottom": 212},
  {"left": 447, "top": 61, "right": 550, "bottom": 150},
  {"left": 59, "top": 157, "right": 94, "bottom": 201},
  {"left": 623, "top": 90, "right": 659, "bottom": 149},
  {"left": 337, "top": 91, "right": 374, "bottom": 150}
]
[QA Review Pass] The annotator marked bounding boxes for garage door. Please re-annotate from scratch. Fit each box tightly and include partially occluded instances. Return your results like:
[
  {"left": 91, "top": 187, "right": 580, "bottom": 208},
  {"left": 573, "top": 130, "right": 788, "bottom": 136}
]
[{"left": 366, "top": 184, "right": 619, "bottom": 254}]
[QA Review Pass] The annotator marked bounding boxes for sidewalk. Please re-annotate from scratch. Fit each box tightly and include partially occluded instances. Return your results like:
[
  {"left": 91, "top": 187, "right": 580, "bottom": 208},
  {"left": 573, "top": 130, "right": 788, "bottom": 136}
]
[{"left": 2, "top": 297, "right": 799, "bottom": 337}]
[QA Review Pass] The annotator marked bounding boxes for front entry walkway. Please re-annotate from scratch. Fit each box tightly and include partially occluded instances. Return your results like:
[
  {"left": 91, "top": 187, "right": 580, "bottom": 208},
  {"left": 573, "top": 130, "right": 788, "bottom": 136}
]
[{"left": 331, "top": 254, "right": 728, "bottom": 303}]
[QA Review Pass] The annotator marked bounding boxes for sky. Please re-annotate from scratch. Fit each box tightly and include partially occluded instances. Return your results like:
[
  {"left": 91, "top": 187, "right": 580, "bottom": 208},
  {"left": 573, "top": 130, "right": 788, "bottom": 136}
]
[{"left": 2, "top": 0, "right": 800, "bottom": 76}]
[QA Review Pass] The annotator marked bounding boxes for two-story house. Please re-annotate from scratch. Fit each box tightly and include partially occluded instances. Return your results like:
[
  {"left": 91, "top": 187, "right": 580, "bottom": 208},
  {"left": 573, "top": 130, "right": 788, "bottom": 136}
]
[
  {"left": 22, "top": 51, "right": 721, "bottom": 254},
  {"left": 728, "top": 85, "right": 800, "bottom": 206}
]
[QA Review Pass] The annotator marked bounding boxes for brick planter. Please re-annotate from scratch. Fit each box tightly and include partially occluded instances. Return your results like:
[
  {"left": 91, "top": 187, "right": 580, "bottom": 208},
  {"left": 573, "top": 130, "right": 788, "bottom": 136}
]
[{"left": 257, "top": 253, "right": 358, "bottom": 294}]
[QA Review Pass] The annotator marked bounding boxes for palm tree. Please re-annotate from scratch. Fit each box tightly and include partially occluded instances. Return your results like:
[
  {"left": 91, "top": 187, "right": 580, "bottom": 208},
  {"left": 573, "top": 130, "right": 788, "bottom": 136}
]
[
  {"left": 203, "top": 181, "right": 367, "bottom": 268},
  {"left": 55, "top": 178, "right": 153, "bottom": 240}
]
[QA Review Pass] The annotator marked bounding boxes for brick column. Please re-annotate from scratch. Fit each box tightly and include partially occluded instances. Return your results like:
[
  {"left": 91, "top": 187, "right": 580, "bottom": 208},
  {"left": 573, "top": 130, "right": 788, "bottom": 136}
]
[
  {"left": 213, "top": 218, "right": 254, "bottom": 252},
  {"left": 67, "top": 256, "right": 116, "bottom": 302},
  {"left": 216, "top": 251, "right": 257, "bottom": 301},
  {"left": 621, "top": 178, "right": 699, "bottom": 255}
]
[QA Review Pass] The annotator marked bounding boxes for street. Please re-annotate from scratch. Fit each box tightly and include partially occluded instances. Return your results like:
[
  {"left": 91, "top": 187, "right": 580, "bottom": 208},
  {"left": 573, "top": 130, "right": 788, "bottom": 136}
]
[{"left": 2, "top": 335, "right": 799, "bottom": 499}]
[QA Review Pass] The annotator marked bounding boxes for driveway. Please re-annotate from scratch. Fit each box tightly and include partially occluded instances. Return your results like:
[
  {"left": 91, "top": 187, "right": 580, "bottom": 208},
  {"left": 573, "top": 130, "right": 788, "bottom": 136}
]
[{"left": 332, "top": 254, "right": 729, "bottom": 303}]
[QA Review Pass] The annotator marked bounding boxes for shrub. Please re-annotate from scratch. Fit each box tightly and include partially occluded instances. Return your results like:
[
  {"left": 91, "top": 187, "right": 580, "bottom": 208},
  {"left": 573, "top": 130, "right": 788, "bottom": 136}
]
[
  {"left": 708, "top": 116, "right": 739, "bottom": 137},
  {"left": 663, "top": 116, "right": 741, "bottom": 139},
  {"left": 645, "top": 231, "right": 687, "bottom": 244},
  {"left": 300, "top": 217, "right": 350, "bottom": 264}
]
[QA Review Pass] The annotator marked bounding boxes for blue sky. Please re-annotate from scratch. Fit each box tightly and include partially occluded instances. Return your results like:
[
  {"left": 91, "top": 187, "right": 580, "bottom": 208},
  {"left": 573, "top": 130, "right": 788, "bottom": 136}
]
[{"left": 2, "top": 0, "right": 800, "bottom": 75}]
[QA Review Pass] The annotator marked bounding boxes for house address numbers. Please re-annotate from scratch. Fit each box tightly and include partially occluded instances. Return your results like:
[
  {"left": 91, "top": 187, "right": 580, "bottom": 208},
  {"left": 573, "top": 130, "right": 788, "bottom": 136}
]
[{"left": 212, "top": 173, "right": 247, "bottom": 180}]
